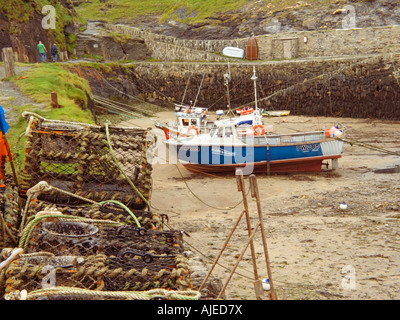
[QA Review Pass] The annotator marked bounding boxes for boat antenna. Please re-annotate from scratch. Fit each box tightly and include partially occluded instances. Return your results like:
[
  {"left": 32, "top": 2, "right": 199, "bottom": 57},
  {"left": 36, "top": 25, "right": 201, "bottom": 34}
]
[
  {"left": 180, "top": 74, "right": 192, "bottom": 106},
  {"left": 251, "top": 65, "right": 258, "bottom": 110},
  {"left": 224, "top": 62, "right": 234, "bottom": 118},
  {"left": 193, "top": 73, "right": 205, "bottom": 108}
]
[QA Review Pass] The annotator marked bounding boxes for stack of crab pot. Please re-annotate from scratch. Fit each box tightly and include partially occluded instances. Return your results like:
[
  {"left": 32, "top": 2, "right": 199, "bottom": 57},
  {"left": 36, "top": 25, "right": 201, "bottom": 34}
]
[{"left": 0, "top": 113, "right": 198, "bottom": 301}]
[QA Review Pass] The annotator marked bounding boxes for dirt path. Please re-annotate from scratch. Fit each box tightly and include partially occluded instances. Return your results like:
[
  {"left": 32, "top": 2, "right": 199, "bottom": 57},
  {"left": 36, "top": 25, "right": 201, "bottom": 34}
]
[
  {"left": 0, "top": 65, "right": 45, "bottom": 123},
  {"left": 124, "top": 113, "right": 400, "bottom": 300}
]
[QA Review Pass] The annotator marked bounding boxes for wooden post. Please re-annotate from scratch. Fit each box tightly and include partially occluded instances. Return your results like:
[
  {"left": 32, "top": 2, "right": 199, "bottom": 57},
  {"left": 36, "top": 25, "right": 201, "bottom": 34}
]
[
  {"left": 51, "top": 91, "right": 60, "bottom": 108},
  {"left": 1, "top": 47, "right": 16, "bottom": 78}
]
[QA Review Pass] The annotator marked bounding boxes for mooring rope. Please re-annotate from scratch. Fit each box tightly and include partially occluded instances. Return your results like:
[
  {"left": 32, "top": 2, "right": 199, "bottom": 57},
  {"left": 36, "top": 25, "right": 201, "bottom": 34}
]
[
  {"left": 94, "top": 98, "right": 144, "bottom": 119},
  {"left": 240, "top": 53, "right": 399, "bottom": 109},
  {"left": 19, "top": 181, "right": 142, "bottom": 232},
  {"left": 94, "top": 95, "right": 154, "bottom": 117},
  {"left": 337, "top": 137, "right": 400, "bottom": 157},
  {"left": 6, "top": 287, "right": 201, "bottom": 300},
  {"left": 104, "top": 122, "right": 151, "bottom": 209},
  {"left": 93, "top": 68, "right": 171, "bottom": 107}
]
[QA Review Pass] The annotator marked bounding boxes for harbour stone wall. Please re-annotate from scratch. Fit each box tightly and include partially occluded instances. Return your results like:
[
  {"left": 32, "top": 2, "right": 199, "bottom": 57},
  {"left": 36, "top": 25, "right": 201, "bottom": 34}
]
[
  {"left": 76, "top": 53, "right": 400, "bottom": 120},
  {"left": 106, "top": 24, "right": 400, "bottom": 61}
]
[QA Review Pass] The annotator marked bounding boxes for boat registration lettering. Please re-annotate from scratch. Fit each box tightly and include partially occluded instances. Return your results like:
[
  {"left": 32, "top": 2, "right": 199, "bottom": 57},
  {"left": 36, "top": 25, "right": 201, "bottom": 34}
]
[
  {"left": 296, "top": 143, "right": 320, "bottom": 152},
  {"left": 180, "top": 146, "right": 200, "bottom": 152}
]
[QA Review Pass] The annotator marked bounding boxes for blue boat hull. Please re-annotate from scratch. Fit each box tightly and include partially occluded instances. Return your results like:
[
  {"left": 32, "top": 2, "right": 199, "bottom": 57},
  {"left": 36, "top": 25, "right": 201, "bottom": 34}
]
[{"left": 170, "top": 140, "right": 343, "bottom": 174}]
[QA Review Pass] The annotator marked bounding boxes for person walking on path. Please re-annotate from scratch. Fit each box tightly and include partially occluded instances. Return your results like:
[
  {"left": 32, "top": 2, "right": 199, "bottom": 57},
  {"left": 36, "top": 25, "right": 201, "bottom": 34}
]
[
  {"left": 51, "top": 43, "right": 58, "bottom": 62},
  {"left": 37, "top": 41, "right": 47, "bottom": 63}
]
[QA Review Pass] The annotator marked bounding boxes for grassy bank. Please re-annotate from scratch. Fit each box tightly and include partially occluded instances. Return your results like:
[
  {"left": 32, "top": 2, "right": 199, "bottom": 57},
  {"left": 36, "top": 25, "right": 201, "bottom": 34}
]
[
  {"left": 12, "top": 63, "right": 93, "bottom": 119},
  {"left": 5, "top": 63, "right": 95, "bottom": 167}
]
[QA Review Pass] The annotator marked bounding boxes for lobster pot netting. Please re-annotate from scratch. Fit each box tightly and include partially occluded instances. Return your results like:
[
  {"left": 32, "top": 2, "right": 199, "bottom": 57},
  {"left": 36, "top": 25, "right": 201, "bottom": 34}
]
[
  {"left": 3, "top": 251, "right": 192, "bottom": 298},
  {"left": 1, "top": 217, "right": 191, "bottom": 298},
  {"left": 26, "top": 199, "right": 163, "bottom": 231},
  {"left": 19, "top": 116, "right": 155, "bottom": 210},
  {"left": 0, "top": 115, "right": 198, "bottom": 300},
  {"left": 0, "top": 182, "right": 20, "bottom": 248},
  {"left": 23, "top": 220, "right": 184, "bottom": 257}
]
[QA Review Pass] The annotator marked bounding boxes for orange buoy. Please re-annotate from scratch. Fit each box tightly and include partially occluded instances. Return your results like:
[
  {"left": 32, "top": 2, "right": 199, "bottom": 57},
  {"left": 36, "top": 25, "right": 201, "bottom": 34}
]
[
  {"left": 187, "top": 125, "right": 199, "bottom": 135},
  {"left": 253, "top": 124, "right": 265, "bottom": 136}
]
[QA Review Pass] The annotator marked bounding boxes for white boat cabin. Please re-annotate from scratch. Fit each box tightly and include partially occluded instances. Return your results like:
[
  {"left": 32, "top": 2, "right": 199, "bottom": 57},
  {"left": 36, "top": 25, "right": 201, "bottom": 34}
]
[{"left": 173, "top": 104, "right": 211, "bottom": 135}]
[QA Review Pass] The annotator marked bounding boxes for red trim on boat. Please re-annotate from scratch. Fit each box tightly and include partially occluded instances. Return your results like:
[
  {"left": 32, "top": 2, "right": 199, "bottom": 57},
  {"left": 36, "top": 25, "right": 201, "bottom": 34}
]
[{"left": 182, "top": 155, "right": 341, "bottom": 174}]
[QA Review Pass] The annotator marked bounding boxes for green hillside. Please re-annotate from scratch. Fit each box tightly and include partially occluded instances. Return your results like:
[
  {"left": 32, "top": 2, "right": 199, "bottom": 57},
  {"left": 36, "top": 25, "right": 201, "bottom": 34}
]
[
  {"left": 76, "top": 0, "right": 246, "bottom": 24},
  {"left": 74, "top": 0, "right": 356, "bottom": 25},
  {"left": 74, "top": 0, "right": 391, "bottom": 39}
]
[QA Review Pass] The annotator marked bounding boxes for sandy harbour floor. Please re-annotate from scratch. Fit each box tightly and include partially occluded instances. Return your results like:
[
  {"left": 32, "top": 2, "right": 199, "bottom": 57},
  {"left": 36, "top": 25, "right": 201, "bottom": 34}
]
[{"left": 121, "top": 112, "right": 400, "bottom": 300}]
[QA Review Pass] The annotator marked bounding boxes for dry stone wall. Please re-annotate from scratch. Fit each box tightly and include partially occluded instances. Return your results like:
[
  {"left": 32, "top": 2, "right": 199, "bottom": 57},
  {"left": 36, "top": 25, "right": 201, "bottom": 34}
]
[
  {"left": 106, "top": 24, "right": 400, "bottom": 62},
  {"left": 77, "top": 53, "right": 400, "bottom": 120}
]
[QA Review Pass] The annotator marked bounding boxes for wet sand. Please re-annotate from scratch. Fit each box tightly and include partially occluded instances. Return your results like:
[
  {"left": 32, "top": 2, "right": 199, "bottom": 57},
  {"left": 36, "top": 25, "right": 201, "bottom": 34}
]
[{"left": 122, "top": 113, "right": 400, "bottom": 300}]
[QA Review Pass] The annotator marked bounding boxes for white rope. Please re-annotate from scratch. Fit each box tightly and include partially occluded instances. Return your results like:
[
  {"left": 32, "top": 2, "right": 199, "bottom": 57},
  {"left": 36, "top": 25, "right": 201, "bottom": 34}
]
[{"left": 0, "top": 248, "right": 23, "bottom": 272}]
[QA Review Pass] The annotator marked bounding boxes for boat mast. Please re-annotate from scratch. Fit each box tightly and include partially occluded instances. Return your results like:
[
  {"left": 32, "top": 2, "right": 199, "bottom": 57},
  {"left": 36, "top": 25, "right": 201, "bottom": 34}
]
[
  {"left": 224, "top": 62, "right": 234, "bottom": 119},
  {"left": 251, "top": 65, "right": 258, "bottom": 110},
  {"left": 193, "top": 74, "right": 205, "bottom": 108},
  {"left": 180, "top": 74, "right": 191, "bottom": 106}
]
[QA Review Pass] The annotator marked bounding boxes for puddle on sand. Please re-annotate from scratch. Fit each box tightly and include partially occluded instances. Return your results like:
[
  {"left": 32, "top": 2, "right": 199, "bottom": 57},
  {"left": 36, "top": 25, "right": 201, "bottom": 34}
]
[{"left": 373, "top": 165, "right": 400, "bottom": 174}]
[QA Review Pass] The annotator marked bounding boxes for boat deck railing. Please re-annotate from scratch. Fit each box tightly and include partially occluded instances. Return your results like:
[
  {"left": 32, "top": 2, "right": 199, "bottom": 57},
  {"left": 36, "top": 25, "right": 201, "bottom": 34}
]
[{"left": 239, "top": 131, "right": 327, "bottom": 145}]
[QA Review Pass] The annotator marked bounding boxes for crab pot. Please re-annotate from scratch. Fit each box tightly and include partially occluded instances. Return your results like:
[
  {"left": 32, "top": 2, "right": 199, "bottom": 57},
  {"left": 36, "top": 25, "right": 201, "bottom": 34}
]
[
  {"left": 3, "top": 251, "right": 192, "bottom": 297},
  {"left": 0, "top": 184, "right": 19, "bottom": 248},
  {"left": 20, "top": 117, "right": 155, "bottom": 210},
  {"left": 26, "top": 199, "right": 163, "bottom": 230},
  {"left": 24, "top": 220, "right": 184, "bottom": 257}
]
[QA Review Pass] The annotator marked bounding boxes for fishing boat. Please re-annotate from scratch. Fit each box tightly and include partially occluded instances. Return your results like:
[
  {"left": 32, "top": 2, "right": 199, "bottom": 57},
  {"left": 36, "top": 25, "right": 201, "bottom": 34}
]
[
  {"left": 157, "top": 70, "right": 263, "bottom": 140},
  {"left": 165, "top": 66, "right": 346, "bottom": 174},
  {"left": 155, "top": 103, "right": 212, "bottom": 140},
  {"left": 156, "top": 74, "right": 215, "bottom": 140},
  {"left": 165, "top": 119, "right": 345, "bottom": 174},
  {"left": 156, "top": 103, "right": 263, "bottom": 140}
]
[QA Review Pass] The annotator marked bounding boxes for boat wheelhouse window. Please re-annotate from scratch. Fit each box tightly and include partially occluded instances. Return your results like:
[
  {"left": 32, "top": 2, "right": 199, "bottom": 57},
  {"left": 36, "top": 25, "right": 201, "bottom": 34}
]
[
  {"left": 209, "top": 127, "right": 217, "bottom": 136},
  {"left": 191, "top": 119, "right": 198, "bottom": 126},
  {"left": 225, "top": 126, "right": 233, "bottom": 137},
  {"left": 182, "top": 119, "right": 189, "bottom": 126},
  {"left": 214, "top": 126, "right": 234, "bottom": 138}
]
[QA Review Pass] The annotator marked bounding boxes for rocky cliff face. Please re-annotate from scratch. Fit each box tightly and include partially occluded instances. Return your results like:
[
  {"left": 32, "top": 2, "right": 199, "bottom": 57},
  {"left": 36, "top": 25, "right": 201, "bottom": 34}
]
[
  {"left": 97, "top": 0, "right": 400, "bottom": 40},
  {"left": 0, "top": 0, "right": 78, "bottom": 63},
  {"left": 75, "top": 21, "right": 151, "bottom": 62}
]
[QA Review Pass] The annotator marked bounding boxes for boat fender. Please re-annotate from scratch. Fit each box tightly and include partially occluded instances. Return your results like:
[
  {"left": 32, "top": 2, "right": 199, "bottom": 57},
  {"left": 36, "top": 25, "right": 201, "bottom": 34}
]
[
  {"left": 333, "top": 130, "right": 344, "bottom": 138},
  {"left": 325, "top": 126, "right": 339, "bottom": 138},
  {"left": 187, "top": 125, "right": 199, "bottom": 135},
  {"left": 253, "top": 124, "right": 265, "bottom": 136}
]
